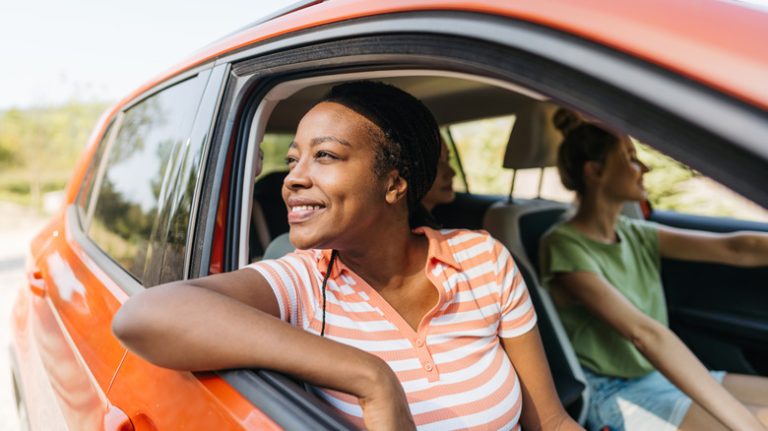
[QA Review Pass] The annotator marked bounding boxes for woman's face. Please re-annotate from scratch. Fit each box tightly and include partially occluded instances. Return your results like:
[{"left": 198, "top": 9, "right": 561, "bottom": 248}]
[
  {"left": 282, "top": 102, "right": 397, "bottom": 250},
  {"left": 421, "top": 140, "right": 456, "bottom": 211},
  {"left": 599, "top": 137, "right": 650, "bottom": 202}
]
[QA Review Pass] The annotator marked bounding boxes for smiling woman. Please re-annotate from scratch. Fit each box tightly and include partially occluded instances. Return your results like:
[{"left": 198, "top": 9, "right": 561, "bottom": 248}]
[
  {"left": 283, "top": 81, "right": 440, "bottom": 250},
  {"left": 111, "top": 81, "right": 581, "bottom": 431}
]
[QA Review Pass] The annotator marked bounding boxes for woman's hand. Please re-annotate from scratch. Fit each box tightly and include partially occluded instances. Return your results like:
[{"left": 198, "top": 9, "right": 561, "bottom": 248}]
[
  {"left": 114, "top": 268, "right": 417, "bottom": 430},
  {"left": 357, "top": 361, "right": 416, "bottom": 431}
]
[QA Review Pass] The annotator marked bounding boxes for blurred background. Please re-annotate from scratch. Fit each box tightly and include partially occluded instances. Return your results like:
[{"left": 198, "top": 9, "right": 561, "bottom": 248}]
[
  {"left": 1, "top": 0, "right": 767, "bottom": 429},
  {"left": 0, "top": 1, "right": 288, "bottom": 429}
]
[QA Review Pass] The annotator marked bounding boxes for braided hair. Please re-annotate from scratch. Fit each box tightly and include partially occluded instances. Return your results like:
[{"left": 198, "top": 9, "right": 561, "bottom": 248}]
[
  {"left": 313, "top": 81, "right": 442, "bottom": 337},
  {"left": 316, "top": 81, "right": 441, "bottom": 229}
]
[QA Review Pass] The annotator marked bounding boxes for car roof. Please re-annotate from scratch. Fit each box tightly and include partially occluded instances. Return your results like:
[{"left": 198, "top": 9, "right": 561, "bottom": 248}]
[{"left": 122, "top": 0, "right": 768, "bottom": 111}]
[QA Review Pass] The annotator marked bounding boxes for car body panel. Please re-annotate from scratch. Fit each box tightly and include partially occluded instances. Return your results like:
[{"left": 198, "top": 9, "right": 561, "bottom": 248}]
[
  {"left": 125, "top": 0, "right": 768, "bottom": 114},
  {"left": 12, "top": 216, "right": 122, "bottom": 430},
  {"left": 107, "top": 352, "right": 280, "bottom": 431},
  {"left": 11, "top": 283, "right": 69, "bottom": 431}
]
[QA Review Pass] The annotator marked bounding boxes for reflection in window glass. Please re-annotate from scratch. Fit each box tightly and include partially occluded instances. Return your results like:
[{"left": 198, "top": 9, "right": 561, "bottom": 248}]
[
  {"left": 88, "top": 76, "right": 206, "bottom": 284},
  {"left": 76, "top": 121, "right": 114, "bottom": 223}
]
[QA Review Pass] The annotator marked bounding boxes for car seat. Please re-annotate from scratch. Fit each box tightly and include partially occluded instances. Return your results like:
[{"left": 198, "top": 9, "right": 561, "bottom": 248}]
[
  {"left": 482, "top": 100, "right": 590, "bottom": 422},
  {"left": 250, "top": 171, "right": 290, "bottom": 260}
]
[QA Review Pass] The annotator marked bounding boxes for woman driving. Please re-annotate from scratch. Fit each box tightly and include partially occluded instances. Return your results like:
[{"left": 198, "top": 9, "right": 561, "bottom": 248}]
[
  {"left": 113, "top": 81, "right": 580, "bottom": 431},
  {"left": 540, "top": 110, "right": 768, "bottom": 431}
]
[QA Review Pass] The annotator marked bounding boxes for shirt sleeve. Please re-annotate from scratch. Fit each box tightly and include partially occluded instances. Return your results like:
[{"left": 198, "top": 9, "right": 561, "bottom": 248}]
[
  {"left": 540, "top": 230, "right": 602, "bottom": 283},
  {"left": 492, "top": 238, "right": 538, "bottom": 338},
  {"left": 244, "top": 252, "right": 320, "bottom": 327}
]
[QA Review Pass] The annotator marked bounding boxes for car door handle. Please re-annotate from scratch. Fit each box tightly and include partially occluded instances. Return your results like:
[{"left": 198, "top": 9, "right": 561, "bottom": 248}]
[{"left": 27, "top": 269, "right": 46, "bottom": 297}]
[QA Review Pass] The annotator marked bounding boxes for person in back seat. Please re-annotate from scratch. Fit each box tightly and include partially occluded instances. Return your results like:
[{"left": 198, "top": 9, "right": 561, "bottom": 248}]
[
  {"left": 539, "top": 110, "right": 768, "bottom": 431},
  {"left": 114, "top": 81, "right": 581, "bottom": 431},
  {"left": 421, "top": 136, "right": 456, "bottom": 213}
]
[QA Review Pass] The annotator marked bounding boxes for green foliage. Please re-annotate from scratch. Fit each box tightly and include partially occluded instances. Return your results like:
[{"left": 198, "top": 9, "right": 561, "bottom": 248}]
[
  {"left": 0, "top": 100, "right": 110, "bottom": 208},
  {"left": 449, "top": 116, "right": 515, "bottom": 195},
  {"left": 634, "top": 142, "right": 767, "bottom": 221},
  {"left": 635, "top": 142, "right": 698, "bottom": 211},
  {"left": 258, "top": 133, "right": 294, "bottom": 177}
]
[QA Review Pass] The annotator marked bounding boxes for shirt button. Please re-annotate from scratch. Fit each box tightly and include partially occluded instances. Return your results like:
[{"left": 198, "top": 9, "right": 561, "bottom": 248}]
[
  {"left": 424, "top": 363, "right": 434, "bottom": 372},
  {"left": 415, "top": 338, "right": 424, "bottom": 347}
]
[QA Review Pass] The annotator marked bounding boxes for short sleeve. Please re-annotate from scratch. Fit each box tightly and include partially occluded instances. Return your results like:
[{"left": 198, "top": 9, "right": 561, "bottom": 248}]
[
  {"left": 245, "top": 252, "right": 321, "bottom": 328},
  {"left": 493, "top": 239, "right": 538, "bottom": 338},
  {"left": 540, "top": 230, "right": 602, "bottom": 284}
]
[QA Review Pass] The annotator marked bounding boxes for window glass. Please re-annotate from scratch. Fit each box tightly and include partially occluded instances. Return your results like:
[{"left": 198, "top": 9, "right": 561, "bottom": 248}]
[
  {"left": 448, "top": 115, "right": 573, "bottom": 201},
  {"left": 440, "top": 128, "right": 467, "bottom": 194},
  {"left": 637, "top": 142, "right": 768, "bottom": 222},
  {"left": 449, "top": 116, "right": 515, "bottom": 195},
  {"left": 87, "top": 76, "right": 206, "bottom": 284},
  {"left": 76, "top": 121, "right": 114, "bottom": 224},
  {"left": 257, "top": 132, "right": 293, "bottom": 179}
]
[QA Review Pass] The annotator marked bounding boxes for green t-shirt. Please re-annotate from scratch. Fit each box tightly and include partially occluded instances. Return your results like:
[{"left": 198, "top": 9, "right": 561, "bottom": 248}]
[{"left": 539, "top": 215, "right": 666, "bottom": 378}]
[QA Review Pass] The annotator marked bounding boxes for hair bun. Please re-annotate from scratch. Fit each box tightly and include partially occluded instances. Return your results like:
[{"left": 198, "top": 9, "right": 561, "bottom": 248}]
[{"left": 553, "top": 108, "right": 582, "bottom": 136}]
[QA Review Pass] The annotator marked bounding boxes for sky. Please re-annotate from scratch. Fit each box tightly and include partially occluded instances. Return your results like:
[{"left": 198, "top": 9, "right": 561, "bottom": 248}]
[
  {"left": 2, "top": 0, "right": 767, "bottom": 110},
  {"left": 0, "top": 0, "right": 290, "bottom": 109}
]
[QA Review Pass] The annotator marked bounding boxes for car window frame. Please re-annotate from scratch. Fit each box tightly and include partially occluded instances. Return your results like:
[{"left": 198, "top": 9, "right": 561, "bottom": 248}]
[{"left": 68, "top": 63, "right": 220, "bottom": 295}]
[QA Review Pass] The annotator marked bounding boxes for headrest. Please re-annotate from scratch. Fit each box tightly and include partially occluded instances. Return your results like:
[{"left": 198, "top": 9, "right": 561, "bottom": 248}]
[
  {"left": 503, "top": 101, "right": 562, "bottom": 170},
  {"left": 263, "top": 232, "right": 295, "bottom": 259}
]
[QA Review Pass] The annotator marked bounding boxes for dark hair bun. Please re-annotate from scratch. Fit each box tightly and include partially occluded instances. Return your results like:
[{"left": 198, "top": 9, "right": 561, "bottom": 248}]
[{"left": 553, "top": 108, "right": 582, "bottom": 136}]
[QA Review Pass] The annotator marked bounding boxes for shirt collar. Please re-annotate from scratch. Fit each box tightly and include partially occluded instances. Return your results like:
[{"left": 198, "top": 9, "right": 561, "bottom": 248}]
[
  {"left": 316, "top": 249, "right": 344, "bottom": 278},
  {"left": 313, "top": 226, "right": 462, "bottom": 276},
  {"left": 412, "top": 226, "right": 462, "bottom": 270}
]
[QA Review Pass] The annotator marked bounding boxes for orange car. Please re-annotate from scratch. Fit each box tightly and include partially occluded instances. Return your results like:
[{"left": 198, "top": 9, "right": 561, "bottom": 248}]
[{"left": 9, "top": 0, "right": 768, "bottom": 429}]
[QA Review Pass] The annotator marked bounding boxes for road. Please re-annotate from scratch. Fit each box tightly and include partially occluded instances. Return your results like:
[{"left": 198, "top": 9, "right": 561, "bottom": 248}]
[{"left": 0, "top": 203, "right": 47, "bottom": 431}]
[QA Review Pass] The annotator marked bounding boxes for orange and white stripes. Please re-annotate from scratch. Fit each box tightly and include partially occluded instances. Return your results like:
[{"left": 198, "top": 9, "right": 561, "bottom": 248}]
[{"left": 247, "top": 227, "right": 536, "bottom": 430}]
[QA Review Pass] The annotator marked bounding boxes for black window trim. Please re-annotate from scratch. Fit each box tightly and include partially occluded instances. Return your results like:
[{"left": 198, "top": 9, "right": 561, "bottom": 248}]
[
  {"left": 211, "top": 11, "right": 768, "bottom": 204},
  {"left": 183, "top": 63, "right": 231, "bottom": 281}
]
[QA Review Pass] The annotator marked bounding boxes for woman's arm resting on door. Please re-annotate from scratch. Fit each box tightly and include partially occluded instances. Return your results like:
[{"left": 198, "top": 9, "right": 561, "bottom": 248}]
[{"left": 112, "top": 268, "right": 415, "bottom": 430}]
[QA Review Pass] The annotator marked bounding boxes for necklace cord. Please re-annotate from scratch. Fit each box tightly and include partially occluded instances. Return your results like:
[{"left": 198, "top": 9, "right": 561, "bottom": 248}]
[{"left": 320, "top": 250, "right": 338, "bottom": 337}]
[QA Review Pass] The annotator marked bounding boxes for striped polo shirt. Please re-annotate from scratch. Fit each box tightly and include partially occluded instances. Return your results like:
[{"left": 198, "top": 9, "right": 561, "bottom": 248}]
[{"left": 247, "top": 227, "right": 537, "bottom": 430}]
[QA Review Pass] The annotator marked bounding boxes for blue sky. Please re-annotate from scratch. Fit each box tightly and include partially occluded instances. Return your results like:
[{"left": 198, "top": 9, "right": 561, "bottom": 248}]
[{"left": 0, "top": 0, "right": 289, "bottom": 109}]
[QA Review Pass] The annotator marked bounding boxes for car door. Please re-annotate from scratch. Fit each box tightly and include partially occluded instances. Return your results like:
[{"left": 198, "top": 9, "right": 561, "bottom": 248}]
[
  {"left": 649, "top": 208, "right": 768, "bottom": 376},
  {"left": 78, "top": 65, "right": 281, "bottom": 430}
]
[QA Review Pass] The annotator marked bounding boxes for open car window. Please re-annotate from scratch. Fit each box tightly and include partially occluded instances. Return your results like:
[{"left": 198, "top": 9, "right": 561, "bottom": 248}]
[{"left": 636, "top": 141, "right": 768, "bottom": 223}]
